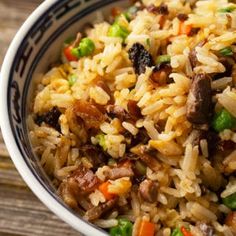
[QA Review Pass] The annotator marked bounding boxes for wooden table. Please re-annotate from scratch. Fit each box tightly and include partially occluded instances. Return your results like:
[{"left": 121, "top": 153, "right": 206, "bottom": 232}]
[{"left": 0, "top": 1, "right": 80, "bottom": 235}]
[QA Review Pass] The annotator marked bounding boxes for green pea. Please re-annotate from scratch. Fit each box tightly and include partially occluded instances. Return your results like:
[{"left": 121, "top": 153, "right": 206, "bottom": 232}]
[
  {"left": 156, "top": 55, "right": 171, "bottom": 64},
  {"left": 212, "top": 109, "right": 236, "bottom": 132},
  {"left": 219, "top": 47, "right": 233, "bottom": 56},
  {"left": 218, "top": 6, "right": 236, "bottom": 13},
  {"left": 223, "top": 192, "right": 236, "bottom": 210},
  {"left": 171, "top": 228, "right": 183, "bottom": 236},
  {"left": 110, "top": 219, "right": 133, "bottom": 236},
  {"left": 108, "top": 23, "right": 130, "bottom": 42},
  {"left": 71, "top": 38, "right": 95, "bottom": 58},
  {"left": 68, "top": 74, "right": 77, "bottom": 86},
  {"left": 95, "top": 133, "right": 107, "bottom": 151}
]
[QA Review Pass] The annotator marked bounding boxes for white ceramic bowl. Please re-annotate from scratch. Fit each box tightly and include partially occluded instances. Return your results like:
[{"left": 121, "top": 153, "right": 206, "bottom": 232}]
[{"left": 0, "top": 0, "right": 127, "bottom": 235}]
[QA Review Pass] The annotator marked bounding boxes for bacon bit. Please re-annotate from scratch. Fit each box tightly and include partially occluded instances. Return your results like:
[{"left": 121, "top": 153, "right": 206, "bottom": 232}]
[
  {"left": 179, "top": 22, "right": 192, "bottom": 36},
  {"left": 73, "top": 99, "right": 106, "bottom": 129},
  {"left": 127, "top": 100, "right": 142, "bottom": 119},
  {"left": 111, "top": 7, "right": 122, "bottom": 17},
  {"left": 189, "top": 27, "right": 200, "bottom": 36}
]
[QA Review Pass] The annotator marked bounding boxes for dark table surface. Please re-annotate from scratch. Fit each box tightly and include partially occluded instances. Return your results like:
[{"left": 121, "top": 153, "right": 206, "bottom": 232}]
[{"left": 0, "top": 1, "right": 80, "bottom": 235}]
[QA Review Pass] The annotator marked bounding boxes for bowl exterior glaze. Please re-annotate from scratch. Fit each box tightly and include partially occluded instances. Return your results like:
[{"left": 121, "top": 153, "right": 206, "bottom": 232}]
[{"left": 0, "top": 0, "right": 127, "bottom": 235}]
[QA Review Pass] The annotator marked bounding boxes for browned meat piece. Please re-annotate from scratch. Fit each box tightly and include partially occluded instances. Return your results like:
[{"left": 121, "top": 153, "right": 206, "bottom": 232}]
[
  {"left": 186, "top": 73, "right": 212, "bottom": 124},
  {"left": 35, "top": 107, "right": 61, "bottom": 131},
  {"left": 106, "top": 105, "right": 131, "bottom": 121},
  {"left": 225, "top": 212, "right": 236, "bottom": 231},
  {"left": 213, "top": 57, "right": 234, "bottom": 80},
  {"left": 95, "top": 78, "right": 114, "bottom": 104},
  {"left": 127, "top": 100, "right": 142, "bottom": 119},
  {"left": 139, "top": 179, "right": 158, "bottom": 203},
  {"left": 67, "top": 165, "right": 100, "bottom": 196},
  {"left": 147, "top": 3, "right": 169, "bottom": 15},
  {"left": 104, "top": 166, "right": 134, "bottom": 180},
  {"left": 128, "top": 43, "right": 154, "bottom": 75},
  {"left": 188, "top": 27, "right": 200, "bottom": 37},
  {"left": 189, "top": 40, "right": 206, "bottom": 68},
  {"left": 74, "top": 100, "right": 106, "bottom": 129},
  {"left": 196, "top": 222, "right": 214, "bottom": 236},
  {"left": 84, "top": 198, "right": 117, "bottom": 221},
  {"left": 139, "top": 152, "right": 161, "bottom": 172},
  {"left": 81, "top": 145, "right": 108, "bottom": 169},
  {"left": 177, "top": 13, "right": 188, "bottom": 21},
  {"left": 150, "top": 64, "right": 172, "bottom": 86}
]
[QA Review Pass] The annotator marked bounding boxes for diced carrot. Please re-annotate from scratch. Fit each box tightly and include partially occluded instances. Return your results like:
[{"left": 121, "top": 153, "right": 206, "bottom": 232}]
[
  {"left": 63, "top": 45, "right": 78, "bottom": 61},
  {"left": 138, "top": 220, "right": 155, "bottom": 236},
  {"left": 159, "top": 15, "right": 166, "bottom": 29},
  {"left": 179, "top": 22, "right": 192, "bottom": 36},
  {"left": 99, "top": 181, "right": 116, "bottom": 200},
  {"left": 181, "top": 226, "right": 193, "bottom": 236},
  {"left": 111, "top": 7, "right": 122, "bottom": 17}
]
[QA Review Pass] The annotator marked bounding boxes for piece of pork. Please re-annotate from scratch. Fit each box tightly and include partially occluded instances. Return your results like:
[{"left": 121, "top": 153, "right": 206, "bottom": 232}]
[{"left": 139, "top": 179, "right": 158, "bottom": 203}]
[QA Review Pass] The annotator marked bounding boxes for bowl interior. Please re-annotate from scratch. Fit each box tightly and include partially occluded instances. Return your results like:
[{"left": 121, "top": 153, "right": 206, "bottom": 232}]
[{"left": 4, "top": 0, "right": 128, "bottom": 235}]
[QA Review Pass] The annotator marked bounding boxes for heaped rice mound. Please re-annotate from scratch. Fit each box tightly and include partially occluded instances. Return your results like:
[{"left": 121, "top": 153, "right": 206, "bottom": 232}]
[{"left": 28, "top": 0, "right": 236, "bottom": 235}]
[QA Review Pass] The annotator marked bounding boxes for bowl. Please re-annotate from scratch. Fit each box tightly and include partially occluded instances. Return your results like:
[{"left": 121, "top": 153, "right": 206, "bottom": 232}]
[{"left": 0, "top": 0, "right": 127, "bottom": 235}]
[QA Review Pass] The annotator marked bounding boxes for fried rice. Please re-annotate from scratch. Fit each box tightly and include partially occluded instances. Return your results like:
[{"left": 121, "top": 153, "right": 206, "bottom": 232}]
[{"left": 28, "top": 0, "right": 236, "bottom": 235}]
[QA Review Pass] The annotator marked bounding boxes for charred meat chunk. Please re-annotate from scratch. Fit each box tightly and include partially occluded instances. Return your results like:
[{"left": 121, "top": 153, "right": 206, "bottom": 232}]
[
  {"left": 186, "top": 73, "right": 212, "bottom": 124},
  {"left": 127, "top": 100, "right": 142, "bottom": 119},
  {"left": 74, "top": 100, "right": 106, "bottom": 129},
  {"left": 196, "top": 222, "right": 214, "bottom": 236},
  {"left": 35, "top": 107, "right": 61, "bottom": 131},
  {"left": 106, "top": 105, "right": 131, "bottom": 121},
  {"left": 67, "top": 165, "right": 100, "bottom": 196},
  {"left": 104, "top": 166, "right": 134, "bottom": 180},
  {"left": 128, "top": 43, "right": 154, "bottom": 75},
  {"left": 150, "top": 64, "right": 172, "bottom": 86},
  {"left": 84, "top": 198, "right": 117, "bottom": 221},
  {"left": 139, "top": 179, "right": 158, "bottom": 203}
]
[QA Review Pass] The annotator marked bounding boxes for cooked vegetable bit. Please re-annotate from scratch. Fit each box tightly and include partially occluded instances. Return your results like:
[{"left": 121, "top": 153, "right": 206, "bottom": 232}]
[
  {"left": 71, "top": 38, "right": 95, "bottom": 58},
  {"left": 99, "top": 181, "right": 116, "bottom": 201},
  {"left": 219, "top": 47, "right": 233, "bottom": 56},
  {"left": 64, "top": 45, "right": 78, "bottom": 61},
  {"left": 135, "top": 160, "right": 147, "bottom": 175},
  {"left": 212, "top": 109, "right": 236, "bottom": 132},
  {"left": 180, "top": 226, "right": 193, "bottom": 236},
  {"left": 68, "top": 74, "right": 77, "bottom": 86},
  {"left": 222, "top": 192, "right": 236, "bottom": 210},
  {"left": 110, "top": 219, "right": 133, "bottom": 236},
  {"left": 156, "top": 55, "right": 171, "bottom": 64},
  {"left": 138, "top": 220, "right": 155, "bottom": 236},
  {"left": 171, "top": 228, "right": 183, "bottom": 236},
  {"left": 64, "top": 36, "right": 75, "bottom": 45},
  {"left": 95, "top": 133, "right": 107, "bottom": 151},
  {"left": 123, "top": 6, "right": 139, "bottom": 21},
  {"left": 218, "top": 6, "right": 236, "bottom": 13},
  {"left": 108, "top": 23, "right": 130, "bottom": 41}
]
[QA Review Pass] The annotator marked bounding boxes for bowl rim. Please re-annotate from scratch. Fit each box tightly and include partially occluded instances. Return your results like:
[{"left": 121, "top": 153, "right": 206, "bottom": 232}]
[{"left": 0, "top": 1, "right": 108, "bottom": 235}]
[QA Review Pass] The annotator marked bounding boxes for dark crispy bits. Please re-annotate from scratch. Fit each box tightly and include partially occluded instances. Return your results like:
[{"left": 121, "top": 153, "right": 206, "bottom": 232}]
[
  {"left": 74, "top": 99, "right": 106, "bottom": 129},
  {"left": 213, "top": 57, "right": 233, "bottom": 80},
  {"left": 150, "top": 64, "right": 172, "bottom": 86},
  {"left": 139, "top": 179, "right": 158, "bottom": 203},
  {"left": 67, "top": 165, "right": 100, "bottom": 196},
  {"left": 177, "top": 13, "right": 188, "bottom": 21},
  {"left": 186, "top": 73, "right": 212, "bottom": 124},
  {"left": 196, "top": 222, "right": 214, "bottom": 236},
  {"left": 146, "top": 3, "right": 169, "bottom": 15},
  {"left": 35, "top": 107, "right": 61, "bottom": 131},
  {"left": 127, "top": 100, "right": 142, "bottom": 119},
  {"left": 106, "top": 105, "right": 131, "bottom": 121},
  {"left": 128, "top": 43, "right": 154, "bottom": 75},
  {"left": 84, "top": 198, "right": 117, "bottom": 221},
  {"left": 189, "top": 40, "right": 206, "bottom": 68},
  {"left": 189, "top": 27, "right": 200, "bottom": 36}
]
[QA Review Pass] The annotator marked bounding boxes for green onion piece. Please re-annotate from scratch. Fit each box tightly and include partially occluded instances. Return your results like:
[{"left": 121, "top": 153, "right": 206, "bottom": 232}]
[
  {"left": 156, "top": 55, "right": 171, "bottom": 64},
  {"left": 135, "top": 160, "right": 147, "bottom": 175},
  {"left": 71, "top": 38, "right": 95, "bottom": 58},
  {"left": 171, "top": 228, "right": 184, "bottom": 236},
  {"left": 212, "top": 109, "right": 236, "bottom": 132},
  {"left": 68, "top": 74, "right": 77, "bottom": 86},
  {"left": 108, "top": 23, "right": 130, "bottom": 42},
  {"left": 223, "top": 192, "right": 236, "bottom": 210},
  {"left": 218, "top": 6, "right": 236, "bottom": 13},
  {"left": 219, "top": 47, "right": 233, "bottom": 56},
  {"left": 123, "top": 6, "right": 139, "bottom": 21},
  {"left": 110, "top": 219, "right": 133, "bottom": 236},
  {"left": 95, "top": 134, "right": 107, "bottom": 151},
  {"left": 146, "top": 38, "right": 151, "bottom": 47},
  {"left": 64, "top": 36, "right": 75, "bottom": 45}
]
